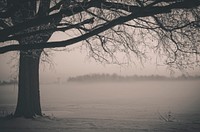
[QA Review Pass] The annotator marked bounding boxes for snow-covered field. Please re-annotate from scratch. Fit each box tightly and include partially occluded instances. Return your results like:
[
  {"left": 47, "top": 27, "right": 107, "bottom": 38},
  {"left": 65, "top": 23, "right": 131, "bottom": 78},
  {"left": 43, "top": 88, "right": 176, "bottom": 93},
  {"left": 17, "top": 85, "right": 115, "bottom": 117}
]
[{"left": 0, "top": 81, "right": 200, "bottom": 132}]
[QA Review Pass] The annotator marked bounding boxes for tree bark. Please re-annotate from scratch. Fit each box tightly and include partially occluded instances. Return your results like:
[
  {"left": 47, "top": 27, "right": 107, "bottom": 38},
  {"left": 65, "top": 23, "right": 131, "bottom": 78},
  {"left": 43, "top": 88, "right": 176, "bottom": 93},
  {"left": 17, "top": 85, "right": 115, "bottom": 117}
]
[
  {"left": 8, "top": 0, "right": 42, "bottom": 118},
  {"left": 14, "top": 50, "right": 42, "bottom": 118},
  {"left": 9, "top": 0, "right": 58, "bottom": 118}
]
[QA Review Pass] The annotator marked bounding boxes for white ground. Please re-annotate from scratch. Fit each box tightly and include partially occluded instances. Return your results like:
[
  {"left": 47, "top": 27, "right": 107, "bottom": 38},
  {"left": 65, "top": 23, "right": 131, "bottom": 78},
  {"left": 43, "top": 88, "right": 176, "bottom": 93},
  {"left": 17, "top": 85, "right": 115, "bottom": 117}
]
[
  {"left": 0, "top": 81, "right": 200, "bottom": 132},
  {"left": 0, "top": 116, "right": 200, "bottom": 132}
]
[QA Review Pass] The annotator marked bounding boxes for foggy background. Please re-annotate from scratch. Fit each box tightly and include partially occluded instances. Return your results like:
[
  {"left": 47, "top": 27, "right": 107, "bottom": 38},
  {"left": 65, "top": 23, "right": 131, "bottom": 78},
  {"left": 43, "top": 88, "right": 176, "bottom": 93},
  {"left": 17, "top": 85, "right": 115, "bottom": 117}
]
[
  {"left": 0, "top": 32, "right": 200, "bottom": 83},
  {"left": 1, "top": 33, "right": 200, "bottom": 132}
]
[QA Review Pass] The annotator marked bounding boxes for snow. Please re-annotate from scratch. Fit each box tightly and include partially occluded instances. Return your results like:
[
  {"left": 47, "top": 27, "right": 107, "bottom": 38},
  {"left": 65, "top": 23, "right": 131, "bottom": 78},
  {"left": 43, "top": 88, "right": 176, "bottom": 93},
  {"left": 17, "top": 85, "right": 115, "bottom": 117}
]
[
  {"left": 0, "top": 81, "right": 200, "bottom": 131},
  {"left": 0, "top": 116, "right": 200, "bottom": 132}
]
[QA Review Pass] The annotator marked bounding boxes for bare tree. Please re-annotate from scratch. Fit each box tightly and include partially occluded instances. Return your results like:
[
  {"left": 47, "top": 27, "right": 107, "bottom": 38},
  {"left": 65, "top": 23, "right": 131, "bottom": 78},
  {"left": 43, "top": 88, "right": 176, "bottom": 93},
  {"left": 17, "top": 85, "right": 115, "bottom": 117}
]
[{"left": 0, "top": 0, "right": 200, "bottom": 118}]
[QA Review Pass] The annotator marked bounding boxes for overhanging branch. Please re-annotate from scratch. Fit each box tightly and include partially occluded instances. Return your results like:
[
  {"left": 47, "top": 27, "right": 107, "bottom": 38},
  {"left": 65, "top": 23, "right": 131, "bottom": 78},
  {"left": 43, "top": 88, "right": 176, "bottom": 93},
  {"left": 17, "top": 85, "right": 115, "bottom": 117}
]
[
  {"left": 0, "top": 0, "right": 199, "bottom": 43},
  {"left": 0, "top": 0, "right": 96, "bottom": 41},
  {"left": 0, "top": 5, "right": 173, "bottom": 54},
  {"left": 0, "top": 17, "right": 94, "bottom": 42},
  {"left": 0, "top": 0, "right": 200, "bottom": 54}
]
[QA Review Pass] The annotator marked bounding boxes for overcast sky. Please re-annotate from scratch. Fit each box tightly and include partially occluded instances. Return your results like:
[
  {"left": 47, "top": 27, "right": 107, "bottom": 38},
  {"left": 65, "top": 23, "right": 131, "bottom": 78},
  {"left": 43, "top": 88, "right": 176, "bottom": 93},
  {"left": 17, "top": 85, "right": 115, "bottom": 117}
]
[{"left": 0, "top": 32, "right": 200, "bottom": 83}]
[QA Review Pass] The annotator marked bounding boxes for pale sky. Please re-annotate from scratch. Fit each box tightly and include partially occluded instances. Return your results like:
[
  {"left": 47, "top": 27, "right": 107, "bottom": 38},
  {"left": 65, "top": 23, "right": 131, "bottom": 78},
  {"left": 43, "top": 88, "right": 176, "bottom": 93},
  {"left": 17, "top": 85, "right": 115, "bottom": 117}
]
[
  {"left": 0, "top": 47, "right": 169, "bottom": 83},
  {"left": 0, "top": 32, "right": 200, "bottom": 83}
]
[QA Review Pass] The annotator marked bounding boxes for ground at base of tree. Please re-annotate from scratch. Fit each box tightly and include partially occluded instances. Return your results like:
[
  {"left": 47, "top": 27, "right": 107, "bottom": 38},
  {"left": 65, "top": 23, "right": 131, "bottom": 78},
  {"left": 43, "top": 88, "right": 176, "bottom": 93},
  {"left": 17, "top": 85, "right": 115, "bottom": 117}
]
[{"left": 0, "top": 116, "right": 200, "bottom": 132}]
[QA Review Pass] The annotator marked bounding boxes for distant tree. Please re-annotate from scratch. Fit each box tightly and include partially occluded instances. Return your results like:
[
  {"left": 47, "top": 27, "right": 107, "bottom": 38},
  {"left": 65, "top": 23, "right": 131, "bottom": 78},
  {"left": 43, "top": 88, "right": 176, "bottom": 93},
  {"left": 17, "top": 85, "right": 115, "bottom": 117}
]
[{"left": 0, "top": 0, "right": 200, "bottom": 118}]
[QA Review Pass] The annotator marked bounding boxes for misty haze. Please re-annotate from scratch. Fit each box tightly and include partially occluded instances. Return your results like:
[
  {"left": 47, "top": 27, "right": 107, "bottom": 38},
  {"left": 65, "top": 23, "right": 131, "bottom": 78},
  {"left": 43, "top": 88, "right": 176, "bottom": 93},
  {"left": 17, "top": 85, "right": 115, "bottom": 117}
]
[
  {"left": 1, "top": 79, "right": 200, "bottom": 131},
  {"left": 1, "top": 0, "right": 200, "bottom": 132}
]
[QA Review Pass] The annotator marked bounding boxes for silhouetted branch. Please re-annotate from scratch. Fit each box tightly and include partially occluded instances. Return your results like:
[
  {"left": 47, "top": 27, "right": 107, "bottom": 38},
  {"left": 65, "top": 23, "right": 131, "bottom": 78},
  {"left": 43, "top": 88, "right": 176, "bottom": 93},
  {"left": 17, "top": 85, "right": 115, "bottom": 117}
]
[
  {"left": 0, "top": 0, "right": 200, "bottom": 68},
  {"left": 1, "top": 0, "right": 199, "bottom": 44},
  {"left": 0, "top": 17, "right": 94, "bottom": 42},
  {"left": 0, "top": 4, "right": 176, "bottom": 53}
]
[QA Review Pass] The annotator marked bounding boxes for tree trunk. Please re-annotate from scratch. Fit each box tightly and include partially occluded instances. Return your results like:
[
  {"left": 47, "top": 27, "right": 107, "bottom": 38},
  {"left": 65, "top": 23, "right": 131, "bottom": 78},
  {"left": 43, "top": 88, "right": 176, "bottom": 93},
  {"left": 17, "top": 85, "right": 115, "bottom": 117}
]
[
  {"left": 14, "top": 50, "right": 42, "bottom": 118},
  {"left": 9, "top": 0, "right": 60, "bottom": 118}
]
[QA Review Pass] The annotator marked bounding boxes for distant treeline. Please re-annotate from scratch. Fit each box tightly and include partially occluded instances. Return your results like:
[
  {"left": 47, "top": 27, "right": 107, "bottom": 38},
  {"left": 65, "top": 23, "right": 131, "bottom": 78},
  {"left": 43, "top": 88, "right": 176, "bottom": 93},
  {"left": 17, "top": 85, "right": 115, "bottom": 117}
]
[
  {"left": 0, "top": 79, "right": 17, "bottom": 85},
  {"left": 68, "top": 73, "right": 200, "bottom": 82}
]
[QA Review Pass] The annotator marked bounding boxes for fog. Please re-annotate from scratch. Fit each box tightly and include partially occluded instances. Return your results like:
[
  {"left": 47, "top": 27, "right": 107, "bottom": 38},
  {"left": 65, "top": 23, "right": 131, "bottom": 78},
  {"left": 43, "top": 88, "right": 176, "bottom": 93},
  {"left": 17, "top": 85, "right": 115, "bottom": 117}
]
[
  {"left": 1, "top": 48, "right": 200, "bottom": 83},
  {"left": 0, "top": 49, "right": 167, "bottom": 82},
  {"left": 0, "top": 32, "right": 200, "bottom": 82},
  {"left": 0, "top": 32, "right": 200, "bottom": 124},
  {"left": 1, "top": 81, "right": 200, "bottom": 121}
]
